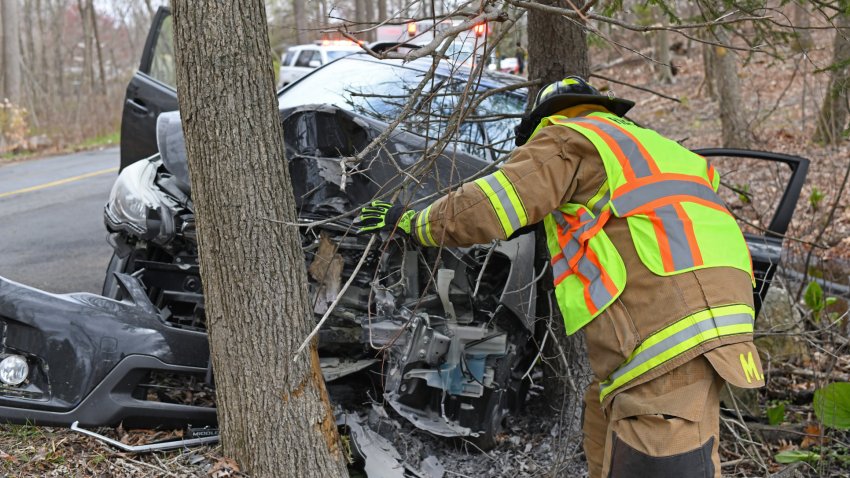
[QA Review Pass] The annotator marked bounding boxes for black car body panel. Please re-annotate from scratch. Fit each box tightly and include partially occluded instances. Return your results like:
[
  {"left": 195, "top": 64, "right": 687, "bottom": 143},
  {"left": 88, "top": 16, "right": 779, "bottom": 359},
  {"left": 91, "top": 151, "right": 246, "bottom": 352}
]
[
  {"left": 0, "top": 273, "right": 214, "bottom": 428},
  {"left": 120, "top": 7, "right": 178, "bottom": 170}
]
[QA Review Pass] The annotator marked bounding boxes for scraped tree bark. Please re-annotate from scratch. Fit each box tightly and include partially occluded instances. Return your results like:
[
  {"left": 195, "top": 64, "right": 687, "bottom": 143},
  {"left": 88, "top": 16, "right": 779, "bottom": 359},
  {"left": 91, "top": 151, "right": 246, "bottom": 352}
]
[
  {"left": 815, "top": 4, "right": 850, "bottom": 144},
  {"left": 171, "top": 1, "right": 348, "bottom": 477},
  {"left": 1, "top": 0, "right": 22, "bottom": 103}
]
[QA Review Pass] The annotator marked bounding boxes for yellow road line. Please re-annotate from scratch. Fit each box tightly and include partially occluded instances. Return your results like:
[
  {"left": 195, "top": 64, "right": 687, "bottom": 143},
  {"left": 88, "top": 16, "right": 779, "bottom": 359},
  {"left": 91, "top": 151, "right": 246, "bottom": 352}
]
[{"left": 0, "top": 167, "right": 118, "bottom": 199}]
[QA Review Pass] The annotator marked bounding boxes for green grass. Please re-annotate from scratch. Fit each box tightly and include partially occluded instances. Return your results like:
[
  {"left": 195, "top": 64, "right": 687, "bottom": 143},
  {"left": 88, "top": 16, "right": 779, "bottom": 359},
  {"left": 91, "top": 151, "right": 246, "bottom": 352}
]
[{"left": 75, "top": 130, "right": 120, "bottom": 150}]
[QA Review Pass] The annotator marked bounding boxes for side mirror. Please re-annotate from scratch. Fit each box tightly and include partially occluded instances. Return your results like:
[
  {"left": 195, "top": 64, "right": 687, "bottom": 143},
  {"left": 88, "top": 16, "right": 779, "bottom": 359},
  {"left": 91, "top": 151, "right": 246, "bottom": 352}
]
[{"left": 308, "top": 60, "right": 321, "bottom": 68}]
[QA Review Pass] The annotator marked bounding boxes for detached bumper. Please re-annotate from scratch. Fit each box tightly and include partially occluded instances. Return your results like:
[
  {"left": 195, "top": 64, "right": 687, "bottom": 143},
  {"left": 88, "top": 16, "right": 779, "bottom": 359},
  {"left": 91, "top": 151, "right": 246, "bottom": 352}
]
[{"left": 0, "top": 273, "right": 215, "bottom": 428}]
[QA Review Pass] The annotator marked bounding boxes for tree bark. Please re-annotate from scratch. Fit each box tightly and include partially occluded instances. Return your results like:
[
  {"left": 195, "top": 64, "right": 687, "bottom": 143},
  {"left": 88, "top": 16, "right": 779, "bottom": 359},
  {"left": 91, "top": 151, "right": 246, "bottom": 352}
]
[
  {"left": 707, "top": 3, "right": 749, "bottom": 148},
  {"left": 293, "top": 0, "right": 306, "bottom": 44},
  {"left": 89, "top": 0, "right": 107, "bottom": 94},
  {"left": 527, "top": 0, "right": 589, "bottom": 102},
  {"left": 815, "top": 5, "right": 850, "bottom": 144},
  {"left": 527, "top": 0, "right": 593, "bottom": 457},
  {"left": 1, "top": 0, "right": 22, "bottom": 103},
  {"left": 653, "top": 8, "right": 673, "bottom": 84},
  {"left": 171, "top": 1, "right": 348, "bottom": 477}
]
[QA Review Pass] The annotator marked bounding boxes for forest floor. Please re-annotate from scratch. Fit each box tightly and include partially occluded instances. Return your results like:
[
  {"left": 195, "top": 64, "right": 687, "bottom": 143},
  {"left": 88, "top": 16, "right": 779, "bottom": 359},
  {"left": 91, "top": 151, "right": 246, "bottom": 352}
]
[{"left": 2, "top": 21, "right": 850, "bottom": 478}]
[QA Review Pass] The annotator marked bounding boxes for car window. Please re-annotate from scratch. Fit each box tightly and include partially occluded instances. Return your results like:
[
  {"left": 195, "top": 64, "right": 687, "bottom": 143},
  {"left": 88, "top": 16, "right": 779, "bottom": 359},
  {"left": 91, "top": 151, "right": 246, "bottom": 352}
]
[
  {"left": 326, "top": 49, "right": 355, "bottom": 61},
  {"left": 283, "top": 50, "right": 296, "bottom": 66},
  {"left": 149, "top": 15, "right": 176, "bottom": 87},
  {"left": 295, "top": 50, "right": 319, "bottom": 67},
  {"left": 279, "top": 57, "right": 525, "bottom": 162}
]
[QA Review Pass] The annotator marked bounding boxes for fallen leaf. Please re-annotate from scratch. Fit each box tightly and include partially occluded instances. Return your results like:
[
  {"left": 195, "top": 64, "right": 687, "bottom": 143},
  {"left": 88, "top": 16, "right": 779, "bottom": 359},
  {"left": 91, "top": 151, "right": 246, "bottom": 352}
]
[{"left": 800, "top": 423, "right": 824, "bottom": 449}]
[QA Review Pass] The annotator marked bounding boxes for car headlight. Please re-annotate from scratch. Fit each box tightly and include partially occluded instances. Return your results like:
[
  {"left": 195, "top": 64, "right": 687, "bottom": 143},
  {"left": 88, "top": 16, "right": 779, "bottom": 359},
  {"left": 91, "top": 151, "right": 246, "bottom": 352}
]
[{"left": 104, "top": 158, "right": 173, "bottom": 238}]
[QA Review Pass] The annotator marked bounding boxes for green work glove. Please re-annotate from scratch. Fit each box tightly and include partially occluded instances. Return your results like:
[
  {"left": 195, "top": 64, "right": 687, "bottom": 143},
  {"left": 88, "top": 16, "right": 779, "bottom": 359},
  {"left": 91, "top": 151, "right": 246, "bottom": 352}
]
[{"left": 357, "top": 201, "right": 415, "bottom": 235}]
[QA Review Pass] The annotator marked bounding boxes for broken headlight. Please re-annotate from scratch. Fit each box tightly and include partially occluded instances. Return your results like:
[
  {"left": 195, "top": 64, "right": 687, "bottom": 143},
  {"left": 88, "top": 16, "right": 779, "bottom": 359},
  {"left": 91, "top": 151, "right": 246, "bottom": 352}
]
[{"left": 104, "top": 158, "right": 177, "bottom": 243}]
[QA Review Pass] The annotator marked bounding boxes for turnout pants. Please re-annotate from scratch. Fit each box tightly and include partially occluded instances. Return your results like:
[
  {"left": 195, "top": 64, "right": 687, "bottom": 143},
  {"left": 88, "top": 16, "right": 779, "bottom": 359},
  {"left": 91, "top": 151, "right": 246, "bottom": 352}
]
[{"left": 583, "top": 356, "right": 723, "bottom": 478}]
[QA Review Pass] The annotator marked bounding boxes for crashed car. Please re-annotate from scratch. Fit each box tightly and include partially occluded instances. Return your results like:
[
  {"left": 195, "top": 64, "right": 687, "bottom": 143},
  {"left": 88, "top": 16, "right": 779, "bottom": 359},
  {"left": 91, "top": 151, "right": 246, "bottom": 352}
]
[{"left": 0, "top": 5, "right": 809, "bottom": 460}]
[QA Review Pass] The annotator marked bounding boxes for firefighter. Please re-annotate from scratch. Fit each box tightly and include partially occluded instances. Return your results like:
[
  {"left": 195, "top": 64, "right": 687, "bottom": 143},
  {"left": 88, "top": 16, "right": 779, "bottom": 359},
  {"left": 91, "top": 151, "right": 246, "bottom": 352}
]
[{"left": 357, "top": 76, "right": 764, "bottom": 477}]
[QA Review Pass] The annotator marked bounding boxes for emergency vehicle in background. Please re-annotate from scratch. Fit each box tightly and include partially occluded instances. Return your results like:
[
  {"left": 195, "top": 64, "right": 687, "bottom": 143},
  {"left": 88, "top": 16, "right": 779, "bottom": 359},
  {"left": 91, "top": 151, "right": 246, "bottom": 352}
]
[{"left": 277, "top": 40, "right": 362, "bottom": 87}]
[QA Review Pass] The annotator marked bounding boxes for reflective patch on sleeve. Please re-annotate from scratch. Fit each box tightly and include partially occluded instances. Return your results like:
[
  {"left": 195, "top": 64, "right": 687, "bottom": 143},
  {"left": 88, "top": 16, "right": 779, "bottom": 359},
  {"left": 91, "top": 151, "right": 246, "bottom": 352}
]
[
  {"left": 473, "top": 170, "right": 528, "bottom": 238},
  {"left": 414, "top": 205, "right": 437, "bottom": 247}
]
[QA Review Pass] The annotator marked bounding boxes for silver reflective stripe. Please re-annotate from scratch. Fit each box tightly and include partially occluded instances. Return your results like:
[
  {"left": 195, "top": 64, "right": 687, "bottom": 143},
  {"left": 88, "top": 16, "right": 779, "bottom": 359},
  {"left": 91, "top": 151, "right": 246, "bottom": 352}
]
[
  {"left": 552, "top": 212, "right": 569, "bottom": 229},
  {"left": 575, "top": 254, "right": 614, "bottom": 309},
  {"left": 552, "top": 256, "right": 570, "bottom": 278},
  {"left": 654, "top": 205, "right": 695, "bottom": 270},
  {"left": 612, "top": 180, "right": 725, "bottom": 216},
  {"left": 570, "top": 117, "right": 654, "bottom": 178},
  {"left": 592, "top": 189, "right": 611, "bottom": 216},
  {"left": 481, "top": 174, "right": 523, "bottom": 233},
  {"left": 602, "top": 312, "right": 753, "bottom": 392}
]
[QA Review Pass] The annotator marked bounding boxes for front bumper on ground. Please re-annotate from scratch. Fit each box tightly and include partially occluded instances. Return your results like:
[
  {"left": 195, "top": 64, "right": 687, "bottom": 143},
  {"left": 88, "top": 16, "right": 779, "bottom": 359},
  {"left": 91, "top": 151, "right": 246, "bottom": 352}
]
[{"left": 0, "top": 273, "right": 215, "bottom": 428}]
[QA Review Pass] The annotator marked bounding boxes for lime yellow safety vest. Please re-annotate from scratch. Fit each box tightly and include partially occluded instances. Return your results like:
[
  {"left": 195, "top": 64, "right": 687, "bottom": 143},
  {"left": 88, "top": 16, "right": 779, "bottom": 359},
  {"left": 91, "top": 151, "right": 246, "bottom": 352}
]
[
  {"left": 529, "top": 112, "right": 756, "bottom": 401},
  {"left": 525, "top": 112, "right": 754, "bottom": 335}
]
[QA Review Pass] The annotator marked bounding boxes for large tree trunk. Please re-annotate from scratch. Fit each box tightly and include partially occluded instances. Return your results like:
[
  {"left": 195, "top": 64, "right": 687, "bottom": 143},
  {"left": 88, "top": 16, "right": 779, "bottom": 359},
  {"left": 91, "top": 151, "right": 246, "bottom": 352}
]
[
  {"left": 1, "top": 0, "right": 22, "bottom": 103},
  {"left": 527, "top": 0, "right": 588, "bottom": 101},
  {"left": 815, "top": 6, "right": 850, "bottom": 144},
  {"left": 171, "top": 1, "right": 348, "bottom": 477},
  {"left": 527, "top": 0, "right": 593, "bottom": 465}
]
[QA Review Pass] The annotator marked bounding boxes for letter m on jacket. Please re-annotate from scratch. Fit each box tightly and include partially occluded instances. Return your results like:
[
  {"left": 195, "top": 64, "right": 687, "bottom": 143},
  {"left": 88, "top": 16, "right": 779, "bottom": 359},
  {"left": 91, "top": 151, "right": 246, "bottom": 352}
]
[{"left": 739, "top": 351, "right": 763, "bottom": 384}]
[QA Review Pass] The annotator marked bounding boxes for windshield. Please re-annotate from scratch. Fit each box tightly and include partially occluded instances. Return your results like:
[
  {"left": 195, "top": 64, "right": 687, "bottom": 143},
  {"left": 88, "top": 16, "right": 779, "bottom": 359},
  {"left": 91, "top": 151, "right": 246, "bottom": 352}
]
[
  {"left": 326, "top": 50, "right": 358, "bottom": 60},
  {"left": 279, "top": 57, "right": 525, "bottom": 161}
]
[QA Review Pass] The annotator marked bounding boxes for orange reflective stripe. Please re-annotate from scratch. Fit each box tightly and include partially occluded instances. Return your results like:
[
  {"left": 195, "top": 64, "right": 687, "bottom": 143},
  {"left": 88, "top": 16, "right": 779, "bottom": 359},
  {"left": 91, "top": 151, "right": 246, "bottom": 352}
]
[
  {"left": 646, "top": 209, "right": 676, "bottom": 272},
  {"left": 585, "top": 115, "right": 661, "bottom": 175},
  {"left": 585, "top": 244, "right": 619, "bottom": 297},
  {"left": 570, "top": 121, "right": 639, "bottom": 181},
  {"left": 613, "top": 173, "right": 712, "bottom": 196},
  {"left": 672, "top": 202, "right": 703, "bottom": 266}
]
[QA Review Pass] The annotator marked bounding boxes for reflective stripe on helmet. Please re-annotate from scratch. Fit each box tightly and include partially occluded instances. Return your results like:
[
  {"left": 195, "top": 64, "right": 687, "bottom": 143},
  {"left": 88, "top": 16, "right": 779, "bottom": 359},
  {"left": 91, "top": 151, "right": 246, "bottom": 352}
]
[
  {"left": 599, "top": 304, "right": 754, "bottom": 401},
  {"left": 473, "top": 170, "right": 528, "bottom": 238}
]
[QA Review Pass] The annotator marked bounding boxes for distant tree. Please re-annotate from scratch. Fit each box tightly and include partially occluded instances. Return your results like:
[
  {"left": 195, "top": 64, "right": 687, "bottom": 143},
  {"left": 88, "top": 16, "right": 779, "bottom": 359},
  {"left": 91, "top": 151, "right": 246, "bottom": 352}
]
[
  {"left": 1, "top": 0, "right": 22, "bottom": 103},
  {"left": 816, "top": 3, "right": 850, "bottom": 144},
  {"left": 707, "top": 2, "right": 750, "bottom": 148},
  {"left": 171, "top": 1, "right": 349, "bottom": 476}
]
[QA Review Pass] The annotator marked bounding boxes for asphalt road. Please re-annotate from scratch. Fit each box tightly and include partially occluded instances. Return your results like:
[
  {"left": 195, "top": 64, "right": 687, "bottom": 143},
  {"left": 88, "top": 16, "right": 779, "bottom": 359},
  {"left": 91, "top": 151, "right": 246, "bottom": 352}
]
[{"left": 0, "top": 148, "right": 119, "bottom": 294}]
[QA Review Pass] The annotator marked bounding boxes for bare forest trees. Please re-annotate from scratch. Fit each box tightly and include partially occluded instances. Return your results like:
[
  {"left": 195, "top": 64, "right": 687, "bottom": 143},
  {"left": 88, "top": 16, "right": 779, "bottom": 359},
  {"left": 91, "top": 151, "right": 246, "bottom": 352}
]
[
  {"left": 171, "top": 1, "right": 349, "bottom": 476},
  {"left": 816, "top": 3, "right": 850, "bottom": 144},
  {"left": 1, "top": 0, "right": 21, "bottom": 103}
]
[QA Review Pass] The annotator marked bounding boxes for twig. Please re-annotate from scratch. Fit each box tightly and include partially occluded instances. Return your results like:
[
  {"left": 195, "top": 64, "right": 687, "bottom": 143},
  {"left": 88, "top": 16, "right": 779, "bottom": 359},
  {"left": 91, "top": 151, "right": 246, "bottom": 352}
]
[{"left": 589, "top": 73, "right": 681, "bottom": 103}]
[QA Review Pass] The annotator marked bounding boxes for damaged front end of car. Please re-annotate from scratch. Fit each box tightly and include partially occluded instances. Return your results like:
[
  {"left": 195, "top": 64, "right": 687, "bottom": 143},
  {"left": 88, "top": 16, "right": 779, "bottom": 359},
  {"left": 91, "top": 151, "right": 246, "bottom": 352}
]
[{"left": 0, "top": 105, "right": 542, "bottom": 451}]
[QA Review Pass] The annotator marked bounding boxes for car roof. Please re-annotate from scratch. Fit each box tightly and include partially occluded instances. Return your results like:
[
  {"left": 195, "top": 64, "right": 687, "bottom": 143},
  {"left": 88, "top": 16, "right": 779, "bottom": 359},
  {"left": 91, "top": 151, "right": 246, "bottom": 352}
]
[{"left": 337, "top": 53, "right": 525, "bottom": 93}]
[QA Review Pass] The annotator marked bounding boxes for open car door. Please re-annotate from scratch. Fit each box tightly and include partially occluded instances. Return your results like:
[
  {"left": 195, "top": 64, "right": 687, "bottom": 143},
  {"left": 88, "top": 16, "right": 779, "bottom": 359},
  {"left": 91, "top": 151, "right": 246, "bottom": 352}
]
[
  {"left": 695, "top": 148, "right": 809, "bottom": 317},
  {"left": 119, "top": 7, "right": 177, "bottom": 170}
]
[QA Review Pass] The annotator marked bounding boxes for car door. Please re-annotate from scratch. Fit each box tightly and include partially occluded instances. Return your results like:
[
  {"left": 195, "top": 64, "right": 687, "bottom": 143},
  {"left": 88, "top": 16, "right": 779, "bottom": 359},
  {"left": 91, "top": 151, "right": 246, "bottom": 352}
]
[{"left": 119, "top": 7, "right": 178, "bottom": 170}]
